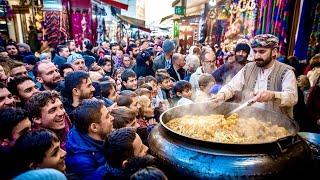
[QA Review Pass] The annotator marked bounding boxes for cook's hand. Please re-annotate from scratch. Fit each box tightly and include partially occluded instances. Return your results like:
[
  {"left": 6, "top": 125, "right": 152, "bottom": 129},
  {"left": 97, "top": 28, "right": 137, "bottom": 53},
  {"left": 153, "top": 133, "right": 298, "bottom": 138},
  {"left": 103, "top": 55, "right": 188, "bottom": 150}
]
[
  {"left": 211, "top": 93, "right": 225, "bottom": 102},
  {"left": 253, "top": 90, "right": 275, "bottom": 102}
]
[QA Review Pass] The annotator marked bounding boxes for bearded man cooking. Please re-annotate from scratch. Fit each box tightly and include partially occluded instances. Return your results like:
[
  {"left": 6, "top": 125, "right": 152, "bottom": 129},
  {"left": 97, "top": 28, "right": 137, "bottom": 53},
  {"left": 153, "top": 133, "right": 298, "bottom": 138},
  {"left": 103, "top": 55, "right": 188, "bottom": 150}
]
[{"left": 213, "top": 34, "right": 298, "bottom": 118}]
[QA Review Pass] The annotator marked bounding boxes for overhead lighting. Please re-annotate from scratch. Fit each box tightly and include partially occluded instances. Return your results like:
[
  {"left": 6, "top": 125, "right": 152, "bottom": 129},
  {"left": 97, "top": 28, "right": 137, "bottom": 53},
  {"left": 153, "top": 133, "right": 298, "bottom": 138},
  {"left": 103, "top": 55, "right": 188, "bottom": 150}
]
[{"left": 209, "top": 0, "right": 216, "bottom": 7}]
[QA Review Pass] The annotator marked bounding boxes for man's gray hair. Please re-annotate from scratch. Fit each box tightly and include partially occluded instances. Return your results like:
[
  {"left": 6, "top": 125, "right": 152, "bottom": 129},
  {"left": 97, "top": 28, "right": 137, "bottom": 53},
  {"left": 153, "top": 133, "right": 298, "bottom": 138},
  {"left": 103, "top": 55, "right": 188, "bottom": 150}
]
[
  {"left": 186, "top": 55, "right": 200, "bottom": 69},
  {"left": 172, "top": 53, "right": 182, "bottom": 64}
]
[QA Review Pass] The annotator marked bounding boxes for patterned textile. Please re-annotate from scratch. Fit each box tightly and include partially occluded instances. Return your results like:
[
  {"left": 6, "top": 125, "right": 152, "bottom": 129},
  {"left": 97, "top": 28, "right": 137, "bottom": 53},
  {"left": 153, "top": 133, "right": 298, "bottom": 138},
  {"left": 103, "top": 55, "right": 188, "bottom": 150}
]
[
  {"left": 307, "top": 3, "right": 320, "bottom": 59},
  {"left": 251, "top": 34, "right": 279, "bottom": 49},
  {"left": 43, "top": 11, "right": 67, "bottom": 48},
  {"left": 71, "top": 9, "right": 93, "bottom": 47},
  {"left": 257, "top": 0, "right": 290, "bottom": 55}
]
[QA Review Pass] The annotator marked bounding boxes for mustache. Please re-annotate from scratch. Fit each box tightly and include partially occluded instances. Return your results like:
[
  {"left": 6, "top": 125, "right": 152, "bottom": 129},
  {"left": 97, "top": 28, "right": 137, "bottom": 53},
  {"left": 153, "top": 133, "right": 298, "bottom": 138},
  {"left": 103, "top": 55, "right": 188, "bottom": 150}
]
[{"left": 255, "top": 58, "right": 264, "bottom": 62}]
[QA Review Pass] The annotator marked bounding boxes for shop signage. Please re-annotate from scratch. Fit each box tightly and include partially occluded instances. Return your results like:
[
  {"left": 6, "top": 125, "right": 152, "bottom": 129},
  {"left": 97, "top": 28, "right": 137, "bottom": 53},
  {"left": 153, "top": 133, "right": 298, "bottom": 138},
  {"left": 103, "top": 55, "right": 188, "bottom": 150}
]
[
  {"left": 175, "top": 6, "right": 185, "bottom": 16},
  {"left": 12, "top": 5, "right": 30, "bottom": 14}
]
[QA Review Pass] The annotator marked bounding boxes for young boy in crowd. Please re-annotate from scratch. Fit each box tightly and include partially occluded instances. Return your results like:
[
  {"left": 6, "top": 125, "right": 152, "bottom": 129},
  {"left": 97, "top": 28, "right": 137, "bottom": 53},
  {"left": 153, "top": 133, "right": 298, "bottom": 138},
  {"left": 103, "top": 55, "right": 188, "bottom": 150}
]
[
  {"left": 195, "top": 73, "right": 215, "bottom": 102},
  {"left": 111, "top": 107, "right": 140, "bottom": 129},
  {"left": 155, "top": 72, "right": 172, "bottom": 110},
  {"left": 0, "top": 108, "right": 31, "bottom": 148},
  {"left": 10, "top": 129, "right": 66, "bottom": 179},
  {"left": 173, "top": 80, "right": 193, "bottom": 106}
]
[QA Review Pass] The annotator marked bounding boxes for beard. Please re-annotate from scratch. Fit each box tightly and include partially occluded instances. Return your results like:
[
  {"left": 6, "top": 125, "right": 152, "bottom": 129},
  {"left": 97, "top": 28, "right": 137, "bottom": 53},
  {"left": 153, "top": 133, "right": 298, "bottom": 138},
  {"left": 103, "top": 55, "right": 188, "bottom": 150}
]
[
  {"left": 235, "top": 55, "right": 247, "bottom": 63},
  {"left": 80, "top": 91, "right": 93, "bottom": 100},
  {"left": 45, "top": 80, "right": 60, "bottom": 90},
  {"left": 203, "top": 64, "right": 216, "bottom": 74},
  {"left": 255, "top": 53, "right": 272, "bottom": 67},
  {"left": 133, "top": 53, "right": 139, "bottom": 58}
]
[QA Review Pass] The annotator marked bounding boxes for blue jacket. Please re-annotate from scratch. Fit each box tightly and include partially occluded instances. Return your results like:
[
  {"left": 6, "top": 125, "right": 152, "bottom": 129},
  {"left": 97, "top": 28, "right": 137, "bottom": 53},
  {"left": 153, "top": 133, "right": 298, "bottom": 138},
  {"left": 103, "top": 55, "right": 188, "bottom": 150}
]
[
  {"left": 66, "top": 127, "right": 106, "bottom": 179},
  {"left": 90, "top": 163, "right": 125, "bottom": 179},
  {"left": 52, "top": 54, "right": 66, "bottom": 68}
]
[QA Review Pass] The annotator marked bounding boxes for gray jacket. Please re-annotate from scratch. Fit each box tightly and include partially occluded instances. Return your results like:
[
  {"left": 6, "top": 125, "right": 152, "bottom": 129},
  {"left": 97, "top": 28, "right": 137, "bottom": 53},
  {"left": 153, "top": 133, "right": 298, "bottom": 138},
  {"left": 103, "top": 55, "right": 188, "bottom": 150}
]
[{"left": 153, "top": 54, "right": 167, "bottom": 72}]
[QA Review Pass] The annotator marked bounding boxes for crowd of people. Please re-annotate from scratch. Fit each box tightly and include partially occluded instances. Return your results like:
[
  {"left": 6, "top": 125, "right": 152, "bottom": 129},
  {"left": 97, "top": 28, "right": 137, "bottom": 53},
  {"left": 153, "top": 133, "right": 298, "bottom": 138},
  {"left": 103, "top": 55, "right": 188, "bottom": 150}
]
[{"left": 0, "top": 33, "right": 319, "bottom": 179}]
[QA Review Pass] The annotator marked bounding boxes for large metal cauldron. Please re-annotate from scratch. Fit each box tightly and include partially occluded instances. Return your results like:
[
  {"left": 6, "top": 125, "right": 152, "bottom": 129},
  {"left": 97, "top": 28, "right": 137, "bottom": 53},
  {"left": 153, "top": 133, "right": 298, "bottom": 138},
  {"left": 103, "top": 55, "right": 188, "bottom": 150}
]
[{"left": 149, "top": 102, "right": 314, "bottom": 179}]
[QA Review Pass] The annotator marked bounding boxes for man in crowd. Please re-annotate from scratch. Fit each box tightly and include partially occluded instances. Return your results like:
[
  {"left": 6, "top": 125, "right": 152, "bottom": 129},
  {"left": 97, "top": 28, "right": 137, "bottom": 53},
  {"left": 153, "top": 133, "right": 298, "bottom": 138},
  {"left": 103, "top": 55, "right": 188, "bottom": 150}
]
[
  {"left": 0, "top": 108, "right": 31, "bottom": 148},
  {"left": 153, "top": 40, "right": 175, "bottom": 71},
  {"left": 140, "top": 39, "right": 149, "bottom": 52},
  {"left": 52, "top": 45, "right": 70, "bottom": 68},
  {"left": 23, "top": 55, "right": 37, "bottom": 81},
  {"left": 110, "top": 43, "right": 119, "bottom": 57},
  {"left": 66, "top": 99, "right": 114, "bottom": 179},
  {"left": 5, "top": 42, "right": 22, "bottom": 61},
  {"left": 17, "top": 43, "right": 33, "bottom": 59},
  {"left": 213, "top": 34, "right": 298, "bottom": 118},
  {"left": 127, "top": 43, "right": 140, "bottom": 59},
  {"left": 62, "top": 71, "right": 95, "bottom": 115},
  {"left": 59, "top": 64, "right": 74, "bottom": 78},
  {"left": 184, "top": 54, "right": 200, "bottom": 81},
  {"left": 190, "top": 51, "right": 216, "bottom": 95},
  {"left": 33, "top": 60, "right": 61, "bottom": 91},
  {"left": 25, "top": 90, "right": 71, "bottom": 149},
  {"left": 167, "top": 53, "right": 186, "bottom": 81},
  {"left": 7, "top": 76, "right": 39, "bottom": 105},
  {"left": 121, "top": 69, "right": 138, "bottom": 91},
  {"left": 101, "top": 41, "right": 111, "bottom": 55},
  {"left": 67, "top": 53, "right": 86, "bottom": 71},
  {"left": 212, "top": 42, "right": 251, "bottom": 85},
  {"left": 0, "top": 83, "right": 16, "bottom": 109},
  {"left": 67, "top": 40, "right": 77, "bottom": 54},
  {"left": 10, "top": 61, "right": 28, "bottom": 78}
]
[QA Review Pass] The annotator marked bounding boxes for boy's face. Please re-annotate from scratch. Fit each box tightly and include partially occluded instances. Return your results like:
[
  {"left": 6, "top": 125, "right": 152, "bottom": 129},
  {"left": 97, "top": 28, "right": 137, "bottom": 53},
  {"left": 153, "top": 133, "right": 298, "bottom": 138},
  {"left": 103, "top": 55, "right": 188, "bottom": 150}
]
[
  {"left": 180, "top": 88, "right": 192, "bottom": 99},
  {"left": 37, "top": 140, "right": 66, "bottom": 172},
  {"left": 160, "top": 79, "right": 171, "bottom": 90},
  {"left": 129, "top": 96, "right": 141, "bottom": 115}
]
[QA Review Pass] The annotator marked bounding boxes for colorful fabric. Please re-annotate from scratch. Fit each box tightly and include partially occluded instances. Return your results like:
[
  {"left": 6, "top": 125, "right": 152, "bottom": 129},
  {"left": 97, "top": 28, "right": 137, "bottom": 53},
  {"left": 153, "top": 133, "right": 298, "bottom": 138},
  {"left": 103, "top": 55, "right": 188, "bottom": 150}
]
[
  {"left": 257, "top": 0, "right": 290, "bottom": 55},
  {"left": 251, "top": 34, "right": 279, "bottom": 48},
  {"left": 43, "top": 11, "right": 67, "bottom": 48},
  {"left": 71, "top": 9, "right": 93, "bottom": 47}
]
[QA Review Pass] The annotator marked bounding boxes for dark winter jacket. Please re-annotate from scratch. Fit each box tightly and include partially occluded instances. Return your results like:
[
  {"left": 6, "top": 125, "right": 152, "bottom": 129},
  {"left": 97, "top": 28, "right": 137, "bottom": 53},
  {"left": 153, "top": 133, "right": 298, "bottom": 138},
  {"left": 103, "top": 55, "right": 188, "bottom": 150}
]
[
  {"left": 66, "top": 127, "right": 106, "bottom": 179},
  {"left": 89, "top": 163, "right": 125, "bottom": 180},
  {"left": 52, "top": 54, "right": 67, "bottom": 68},
  {"left": 167, "top": 65, "right": 186, "bottom": 81},
  {"left": 212, "top": 62, "right": 243, "bottom": 84},
  {"left": 133, "top": 52, "right": 154, "bottom": 78}
]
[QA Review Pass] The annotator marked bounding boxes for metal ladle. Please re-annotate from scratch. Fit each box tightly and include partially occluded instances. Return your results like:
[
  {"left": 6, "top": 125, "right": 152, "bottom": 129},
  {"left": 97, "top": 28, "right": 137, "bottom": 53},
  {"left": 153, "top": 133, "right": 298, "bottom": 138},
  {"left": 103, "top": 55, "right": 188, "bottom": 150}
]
[{"left": 225, "top": 98, "right": 256, "bottom": 117}]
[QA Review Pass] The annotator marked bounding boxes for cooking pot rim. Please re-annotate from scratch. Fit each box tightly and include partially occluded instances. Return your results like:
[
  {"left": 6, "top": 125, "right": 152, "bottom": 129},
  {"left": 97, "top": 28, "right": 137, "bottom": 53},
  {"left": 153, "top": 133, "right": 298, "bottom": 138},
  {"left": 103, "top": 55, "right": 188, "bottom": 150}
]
[{"left": 160, "top": 102, "right": 299, "bottom": 146}]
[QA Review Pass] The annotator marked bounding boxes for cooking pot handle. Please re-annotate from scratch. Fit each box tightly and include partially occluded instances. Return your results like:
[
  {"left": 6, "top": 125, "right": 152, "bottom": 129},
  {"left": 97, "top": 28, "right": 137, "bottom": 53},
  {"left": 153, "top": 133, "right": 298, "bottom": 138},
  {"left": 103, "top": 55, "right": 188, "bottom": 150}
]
[{"left": 276, "top": 135, "right": 301, "bottom": 153}]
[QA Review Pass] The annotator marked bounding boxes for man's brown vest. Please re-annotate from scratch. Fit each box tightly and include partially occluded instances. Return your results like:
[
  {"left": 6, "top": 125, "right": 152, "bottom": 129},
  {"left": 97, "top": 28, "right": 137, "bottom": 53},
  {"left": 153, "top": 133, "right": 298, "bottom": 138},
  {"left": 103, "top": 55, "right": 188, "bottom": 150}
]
[{"left": 239, "top": 60, "right": 295, "bottom": 118}]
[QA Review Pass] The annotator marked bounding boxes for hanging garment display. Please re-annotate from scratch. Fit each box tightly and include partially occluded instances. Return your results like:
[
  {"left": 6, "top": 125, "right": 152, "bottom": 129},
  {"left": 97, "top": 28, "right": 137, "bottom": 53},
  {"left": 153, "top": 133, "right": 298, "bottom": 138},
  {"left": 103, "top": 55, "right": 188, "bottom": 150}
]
[
  {"left": 93, "top": 4, "right": 107, "bottom": 45},
  {"left": 257, "top": 0, "right": 290, "bottom": 55},
  {"left": 43, "top": 10, "right": 67, "bottom": 48},
  {"left": 60, "top": 6, "right": 69, "bottom": 42},
  {"left": 71, "top": 8, "right": 93, "bottom": 46},
  {"left": 307, "top": 3, "right": 320, "bottom": 60}
]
